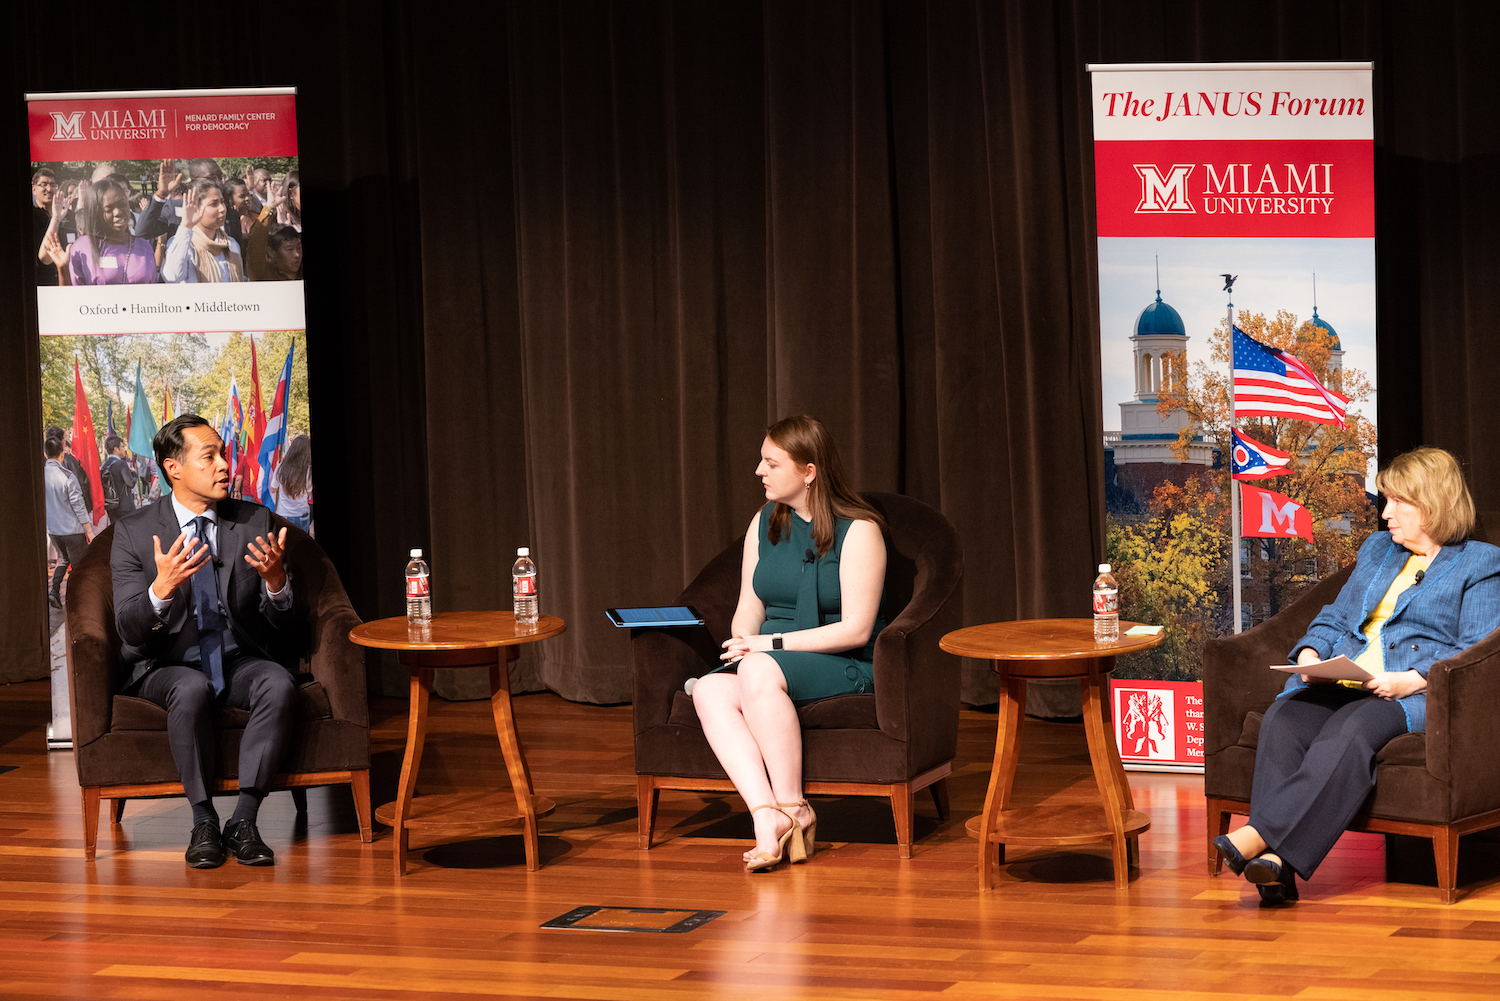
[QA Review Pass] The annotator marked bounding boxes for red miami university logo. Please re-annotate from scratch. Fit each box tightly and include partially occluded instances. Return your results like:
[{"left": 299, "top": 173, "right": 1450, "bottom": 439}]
[
  {"left": 1133, "top": 163, "right": 1196, "bottom": 214},
  {"left": 50, "top": 111, "right": 85, "bottom": 140}
]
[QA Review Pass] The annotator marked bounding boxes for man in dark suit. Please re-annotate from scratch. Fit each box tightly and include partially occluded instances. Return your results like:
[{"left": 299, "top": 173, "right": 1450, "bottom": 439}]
[{"left": 112, "top": 414, "right": 300, "bottom": 868}]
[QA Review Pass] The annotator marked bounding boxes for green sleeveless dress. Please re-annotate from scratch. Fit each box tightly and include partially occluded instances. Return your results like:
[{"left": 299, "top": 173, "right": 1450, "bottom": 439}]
[{"left": 751, "top": 503, "right": 885, "bottom": 701}]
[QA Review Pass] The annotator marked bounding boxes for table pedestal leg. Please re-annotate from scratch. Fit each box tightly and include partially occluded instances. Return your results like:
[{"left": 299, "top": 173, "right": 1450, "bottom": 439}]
[
  {"left": 490, "top": 652, "right": 540, "bottom": 872},
  {"left": 978, "top": 666, "right": 1026, "bottom": 890},
  {"left": 1080, "top": 657, "right": 1133, "bottom": 889},
  {"left": 392, "top": 666, "right": 432, "bottom": 876}
]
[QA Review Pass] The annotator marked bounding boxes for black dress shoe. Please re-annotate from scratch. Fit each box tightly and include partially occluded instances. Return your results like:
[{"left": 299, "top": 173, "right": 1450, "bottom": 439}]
[
  {"left": 185, "top": 821, "right": 225, "bottom": 868},
  {"left": 1246, "top": 855, "right": 1299, "bottom": 903},
  {"left": 223, "top": 819, "right": 275, "bottom": 866},
  {"left": 47, "top": 592, "right": 62, "bottom": 609},
  {"left": 1212, "top": 834, "right": 1253, "bottom": 876}
]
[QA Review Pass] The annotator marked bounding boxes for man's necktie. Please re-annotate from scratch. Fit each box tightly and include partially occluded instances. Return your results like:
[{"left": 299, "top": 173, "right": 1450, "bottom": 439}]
[{"left": 189, "top": 515, "right": 225, "bottom": 695}]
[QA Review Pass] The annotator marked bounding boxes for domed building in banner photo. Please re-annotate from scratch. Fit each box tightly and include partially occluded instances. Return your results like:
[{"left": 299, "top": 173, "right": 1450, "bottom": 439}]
[{"left": 1105, "top": 285, "right": 1214, "bottom": 511}]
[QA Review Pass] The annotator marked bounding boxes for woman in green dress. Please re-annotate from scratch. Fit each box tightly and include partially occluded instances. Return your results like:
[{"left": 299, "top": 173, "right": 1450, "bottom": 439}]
[{"left": 692, "top": 415, "right": 888, "bottom": 871}]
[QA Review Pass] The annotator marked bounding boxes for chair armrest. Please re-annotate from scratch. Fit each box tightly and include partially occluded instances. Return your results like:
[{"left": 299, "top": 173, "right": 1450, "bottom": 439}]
[
  {"left": 631, "top": 629, "right": 712, "bottom": 733},
  {"left": 308, "top": 603, "right": 368, "bottom": 728},
  {"left": 871, "top": 522, "right": 964, "bottom": 748},
  {"left": 1423, "top": 626, "right": 1500, "bottom": 816},
  {"left": 1203, "top": 565, "right": 1353, "bottom": 757},
  {"left": 64, "top": 526, "right": 119, "bottom": 753},
  {"left": 281, "top": 523, "right": 367, "bottom": 728},
  {"left": 631, "top": 538, "right": 741, "bottom": 735}
]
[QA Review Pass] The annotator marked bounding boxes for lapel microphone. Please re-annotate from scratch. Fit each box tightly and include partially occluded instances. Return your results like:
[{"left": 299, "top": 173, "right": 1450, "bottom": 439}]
[
  {"left": 1414, "top": 570, "right": 1425, "bottom": 585},
  {"left": 804, "top": 548, "right": 816, "bottom": 564}
]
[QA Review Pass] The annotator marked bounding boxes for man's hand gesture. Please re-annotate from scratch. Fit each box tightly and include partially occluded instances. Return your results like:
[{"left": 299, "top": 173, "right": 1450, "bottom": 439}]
[
  {"left": 245, "top": 528, "right": 288, "bottom": 593},
  {"left": 151, "top": 533, "right": 210, "bottom": 601}
]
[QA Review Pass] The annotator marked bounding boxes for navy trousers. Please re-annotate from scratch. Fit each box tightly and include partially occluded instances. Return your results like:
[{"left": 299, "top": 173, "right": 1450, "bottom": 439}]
[
  {"left": 1248, "top": 684, "right": 1409, "bottom": 879},
  {"left": 136, "top": 656, "right": 296, "bottom": 806}
]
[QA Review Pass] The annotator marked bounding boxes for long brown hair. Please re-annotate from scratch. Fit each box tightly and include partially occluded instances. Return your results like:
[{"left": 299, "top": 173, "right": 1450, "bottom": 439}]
[
  {"left": 765, "top": 415, "right": 885, "bottom": 557},
  {"left": 276, "top": 434, "right": 312, "bottom": 499}
]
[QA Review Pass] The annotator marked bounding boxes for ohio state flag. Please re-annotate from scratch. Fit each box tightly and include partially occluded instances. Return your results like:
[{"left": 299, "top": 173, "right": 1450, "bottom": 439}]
[{"left": 1241, "top": 483, "right": 1314, "bottom": 543}]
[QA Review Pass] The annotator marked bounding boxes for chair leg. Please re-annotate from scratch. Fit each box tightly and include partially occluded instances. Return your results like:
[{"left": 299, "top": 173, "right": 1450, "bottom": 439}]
[
  {"left": 891, "top": 785, "right": 915, "bottom": 860},
  {"left": 930, "top": 778, "right": 950, "bottom": 821},
  {"left": 290, "top": 787, "right": 309, "bottom": 814},
  {"left": 1206, "top": 798, "right": 1234, "bottom": 876},
  {"left": 81, "top": 788, "right": 100, "bottom": 862},
  {"left": 1434, "top": 827, "right": 1460, "bottom": 905},
  {"left": 349, "top": 770, "right": 374, "bottom": 843},
  {"left": 637, "top": 775, "right": 659, "bottom": 851},
  {"left": 112, "top": 798, "right": 126, "bottom": 824}
]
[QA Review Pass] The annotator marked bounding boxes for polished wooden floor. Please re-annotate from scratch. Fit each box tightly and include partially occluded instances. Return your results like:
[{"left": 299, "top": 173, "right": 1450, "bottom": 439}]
[{"left": 5, "top": 678, "right": 1500, "bottom": 1000}]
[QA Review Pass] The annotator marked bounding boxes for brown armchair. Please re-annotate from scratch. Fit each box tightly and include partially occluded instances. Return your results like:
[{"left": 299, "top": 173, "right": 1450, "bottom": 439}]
[
  {"left": 632, "top": 492, "right": 963, "bottom": 858},
  {"left": 64, "top": 519, "right": 373, "bottom": 860},
  {"left": 1204, "top": 516, "right": 1500, "bottom": 903}
]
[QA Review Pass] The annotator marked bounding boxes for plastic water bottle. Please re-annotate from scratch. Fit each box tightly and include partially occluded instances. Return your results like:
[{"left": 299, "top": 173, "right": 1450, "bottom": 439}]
[
  {"left": 512, "top": 547, "right": 538, "bottom": 624},
  {"left": 405, "top": 549, "right": 432, "bottom": 623},
  {"left": 1093, "top": 563, "right": 1119, "bottom": 642}
]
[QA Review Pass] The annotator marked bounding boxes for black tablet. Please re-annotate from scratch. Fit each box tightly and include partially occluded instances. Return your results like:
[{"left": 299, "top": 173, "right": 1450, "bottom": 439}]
[{"left": 605, "top": 605, "right": 705, "bottom": 628}]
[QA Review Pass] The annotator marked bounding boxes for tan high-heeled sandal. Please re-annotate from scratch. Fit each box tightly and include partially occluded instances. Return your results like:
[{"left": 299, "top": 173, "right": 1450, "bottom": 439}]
[
  {"left": 745, "top": 805, "right": 800, "bottom": 872},
  {"left": 778, "top": 799, "right": 817, "bottom": 862}
]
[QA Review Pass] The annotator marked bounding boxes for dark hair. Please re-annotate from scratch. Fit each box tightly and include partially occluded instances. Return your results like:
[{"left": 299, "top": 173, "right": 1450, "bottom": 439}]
[
  {"left": 32, "top": 167, "right": 56, "bottom": 184},
  {"left": 224, "top": 176, "right": 248, "bottom": 198},
  {"left": 188, "top": 158, "right": 222, "bottom": 180},
  {"left": 43, "top": 437, "right": 63, "bottom": 459},
  {"left": 277, "top": 435, "right": 311, "bottom": 498},
  {"left": 281, "top": 170, "right": 301, "bottom": 227},
  {"left": 764, "top": 414, "right": 885, "bottom": 557},
  {"left": 267, "top": 224, "right": 301, "bottom": 252},
  {"left": 44, "top": 425, "right": 64, "bottom": 441},
  {"left": 153, "top": 414, "right": 216, "bottom": 469},
  {"left": 104, "top": 434, "right": 123, "bottom": 453},
  {"left": 78, "top": 180, "right": 130, "bottom": 265}
]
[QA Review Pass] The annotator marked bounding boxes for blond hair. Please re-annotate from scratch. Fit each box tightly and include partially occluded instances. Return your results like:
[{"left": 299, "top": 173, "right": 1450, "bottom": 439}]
[{"left": 1376, "top": 447, "right": 1475, "bottom": 546}]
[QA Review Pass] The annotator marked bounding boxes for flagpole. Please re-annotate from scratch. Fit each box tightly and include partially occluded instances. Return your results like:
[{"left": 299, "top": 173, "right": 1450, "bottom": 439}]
[{"left": 1227, "top": 277, "right": 1242, "bottom": 634}]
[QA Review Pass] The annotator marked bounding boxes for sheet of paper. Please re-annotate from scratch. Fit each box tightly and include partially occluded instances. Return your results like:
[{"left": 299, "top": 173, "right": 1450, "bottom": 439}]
[
  {"left": 1124, "top": 625, "right": 1163, "bottom": 636},
  {"left": 1269, "top": 655, "right": 1375, "bottom": 682}
]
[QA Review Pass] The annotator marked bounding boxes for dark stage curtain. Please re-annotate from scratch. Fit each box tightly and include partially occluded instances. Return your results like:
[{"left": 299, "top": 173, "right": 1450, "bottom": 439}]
[{"left": 3, "top": 2, "right": 1498, "bottom": 706}]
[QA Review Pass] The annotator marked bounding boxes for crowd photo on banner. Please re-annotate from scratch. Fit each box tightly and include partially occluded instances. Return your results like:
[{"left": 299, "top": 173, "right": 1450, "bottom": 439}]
[
  {"left": 30, "top": 155, "right": 302, "bottom": 287},
  {"left": 31, "top": 151, "right": 308, "bottom": 617}
]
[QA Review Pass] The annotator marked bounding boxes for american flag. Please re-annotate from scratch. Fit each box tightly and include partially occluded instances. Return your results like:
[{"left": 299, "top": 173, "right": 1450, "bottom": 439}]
[{"left": 1232, "top": 325, "right": 1348, "bottom": 427}]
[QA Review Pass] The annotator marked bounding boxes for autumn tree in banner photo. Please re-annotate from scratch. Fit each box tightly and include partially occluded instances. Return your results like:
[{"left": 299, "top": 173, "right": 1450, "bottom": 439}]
[
  {"left": 1106, "top": 473, "right": 1230, "bottom": 682},
  {"left": 1156, "top": 308, "right": 1377, "bottom": 624}
]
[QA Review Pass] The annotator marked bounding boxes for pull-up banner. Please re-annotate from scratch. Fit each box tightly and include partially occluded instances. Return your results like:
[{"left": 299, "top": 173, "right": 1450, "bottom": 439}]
[
  {"left": 1090, "top": 63, "right": 1377, "bottom": 772},
  {"left": 27, "top": 88, "right": 310, "bottom": 747}
]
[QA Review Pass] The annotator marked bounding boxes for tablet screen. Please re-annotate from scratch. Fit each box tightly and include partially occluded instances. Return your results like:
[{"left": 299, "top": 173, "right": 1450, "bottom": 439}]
[{"left": 606, "top": 606, "right": 704, "bottom": 627}]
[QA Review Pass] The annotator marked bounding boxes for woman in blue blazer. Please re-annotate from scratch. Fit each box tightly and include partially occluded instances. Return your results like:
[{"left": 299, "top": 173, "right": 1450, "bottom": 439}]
[{"left": 1214, "top": 448, "right": 1500, "bottom": 903}]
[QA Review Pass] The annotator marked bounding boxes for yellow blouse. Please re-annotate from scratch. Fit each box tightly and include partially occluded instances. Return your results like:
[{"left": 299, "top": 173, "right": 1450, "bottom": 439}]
[{"left": 1342, "top": 553, "right": 1431, "bottom": 688}]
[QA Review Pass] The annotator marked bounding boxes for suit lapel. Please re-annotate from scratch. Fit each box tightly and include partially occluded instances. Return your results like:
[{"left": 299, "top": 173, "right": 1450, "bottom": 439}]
[
  {"left": 215, "top": 499, "right": 244, "bottom": 611},
  {"left": 1390, "top": 539, "right": 1461, "bottom": 623}
]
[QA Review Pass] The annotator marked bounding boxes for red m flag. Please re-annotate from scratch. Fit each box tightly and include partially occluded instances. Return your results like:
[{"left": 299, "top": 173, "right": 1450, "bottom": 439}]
[{"left": 1241, "top": 483, "right": 1314, "bottom": 543}]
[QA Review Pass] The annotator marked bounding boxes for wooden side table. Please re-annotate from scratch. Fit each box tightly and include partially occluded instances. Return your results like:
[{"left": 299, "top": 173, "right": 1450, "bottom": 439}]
[
  {"left": 349, "top": 610, "right": 566, "bottom": 875},
  {"left": 940, "top": 618, "right": 1165, "bottom": 890}
]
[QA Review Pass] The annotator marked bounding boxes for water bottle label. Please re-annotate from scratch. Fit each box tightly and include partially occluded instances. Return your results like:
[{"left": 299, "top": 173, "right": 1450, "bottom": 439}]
[
  {"left": 406, "top": 574, "right": 429, "bottom": 597},
  {"left": 1093, "top": 588, "right": 1118, "bottom": 615},
  {"left": 514, "top": 573, "right": 536, "bottom": 597}
]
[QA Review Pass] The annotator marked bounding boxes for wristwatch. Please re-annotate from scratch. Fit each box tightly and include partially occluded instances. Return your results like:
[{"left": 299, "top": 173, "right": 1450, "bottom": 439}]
[{"left": 772, "top": 633, "right": 784, "bottom": 650}]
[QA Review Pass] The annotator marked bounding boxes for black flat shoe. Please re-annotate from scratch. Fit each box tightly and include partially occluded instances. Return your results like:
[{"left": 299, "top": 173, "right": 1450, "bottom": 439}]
[
  {"left": 223, "top": 819, "right": 275, "bottom": 866},
  {"left": 1246, "top": 855, "right": 1299, "bottom": 903},
  {"left": 1212, "top": 834, "right": 1253, "bottom": 876},
  {"left": 185, "top": 821, "right": 224, "bottom": 868}
]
